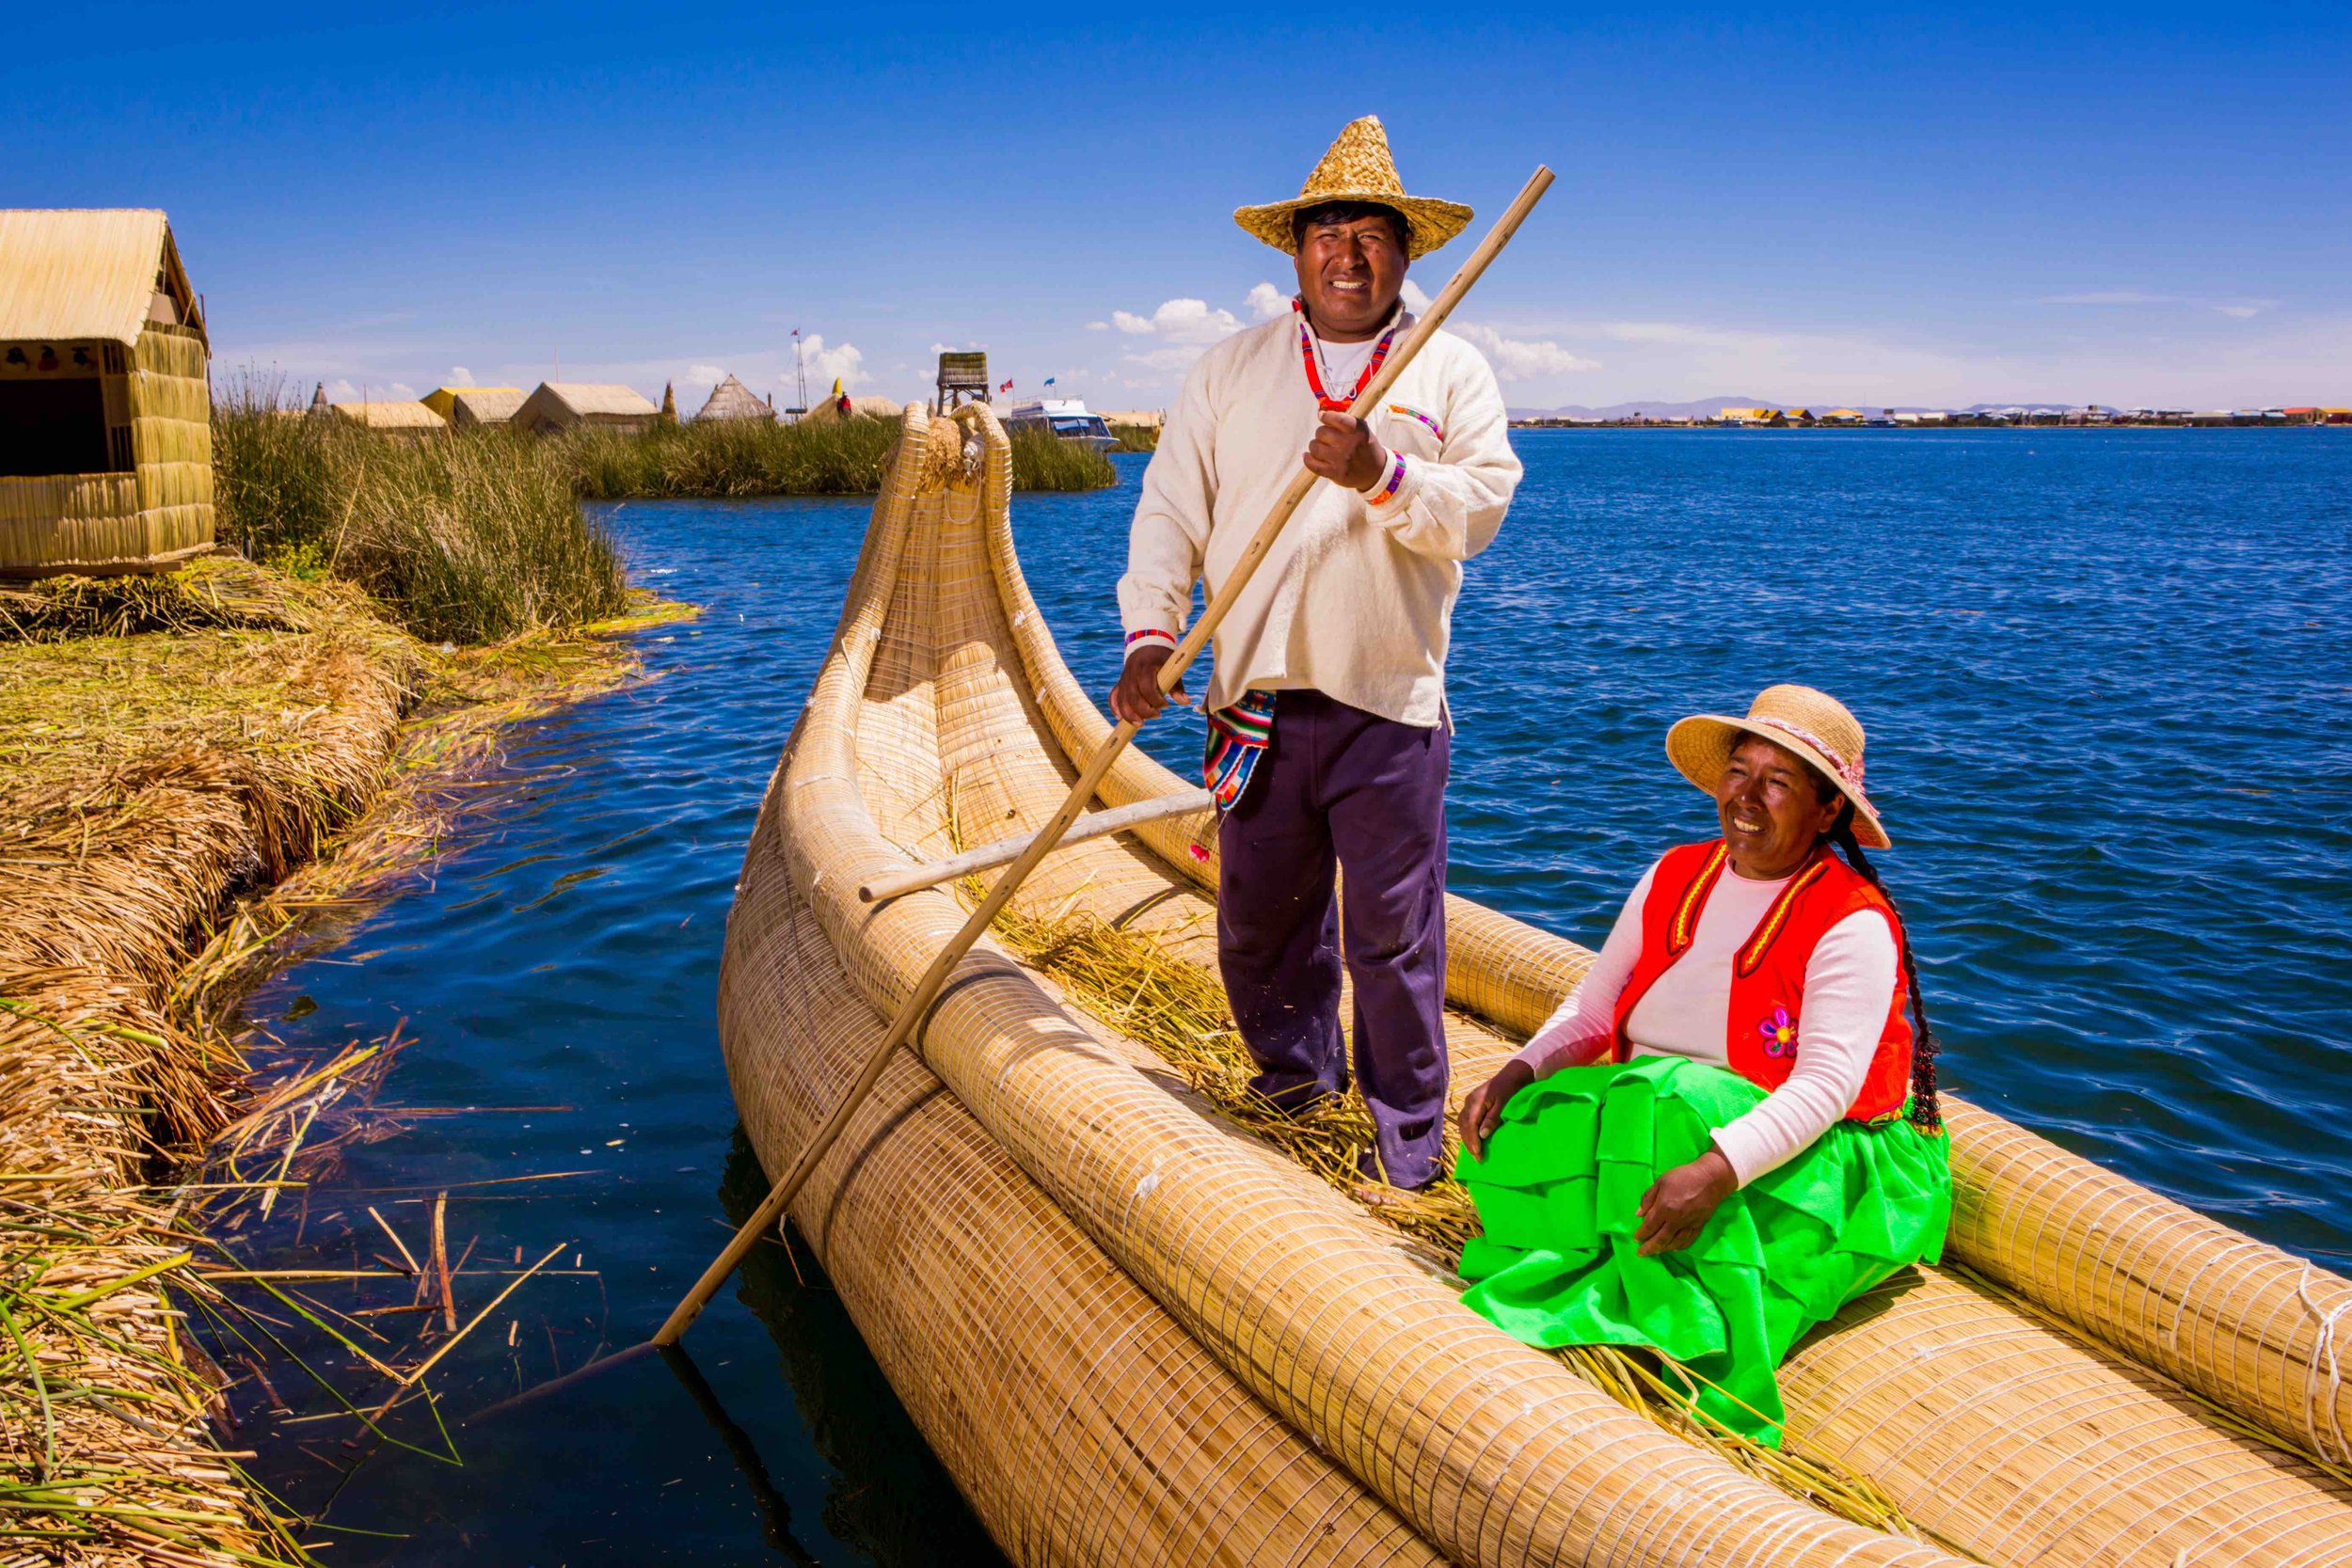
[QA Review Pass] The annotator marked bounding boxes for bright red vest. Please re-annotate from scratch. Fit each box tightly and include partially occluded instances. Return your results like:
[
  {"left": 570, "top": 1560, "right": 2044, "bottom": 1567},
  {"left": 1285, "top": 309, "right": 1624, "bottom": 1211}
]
[{"left": 1610, "top": 840, "right": 1914, "bottom": 1123}]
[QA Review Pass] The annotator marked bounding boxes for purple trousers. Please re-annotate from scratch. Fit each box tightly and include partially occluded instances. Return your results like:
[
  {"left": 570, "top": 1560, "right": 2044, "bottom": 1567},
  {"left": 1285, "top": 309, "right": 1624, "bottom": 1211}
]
[{"left": 1216, "top": 689, "right": 1450, "bottom": 1188}]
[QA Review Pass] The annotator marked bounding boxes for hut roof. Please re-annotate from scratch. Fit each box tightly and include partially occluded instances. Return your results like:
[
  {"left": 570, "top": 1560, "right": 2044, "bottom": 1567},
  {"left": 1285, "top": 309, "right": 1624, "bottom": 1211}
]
[
  {"left": 421, "top": 385, "right": 520, "bottom": 420},
  {"left": 801, "top": 394, "right": 904, "bottom": 424},
  {"left": 0, "top": 208, "right": 205, "bottom": 349},
  {"left": 331, "top": 401, "right": 447, "bottom": 432},
  {"left": 450, "top": 388, "right": 526, "bottom": 424},
  {"left": 695, "top": 374, "right": 776, "bottom": 422},
  {"left": 533, "top": 382, "right": 660, "bottom": 418}
]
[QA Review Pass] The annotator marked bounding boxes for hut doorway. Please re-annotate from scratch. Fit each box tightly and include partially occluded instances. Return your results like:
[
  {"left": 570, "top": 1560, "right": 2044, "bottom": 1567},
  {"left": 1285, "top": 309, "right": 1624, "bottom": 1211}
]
[{"left": 0, "top": 375, "right": 117, "bottom": 478}]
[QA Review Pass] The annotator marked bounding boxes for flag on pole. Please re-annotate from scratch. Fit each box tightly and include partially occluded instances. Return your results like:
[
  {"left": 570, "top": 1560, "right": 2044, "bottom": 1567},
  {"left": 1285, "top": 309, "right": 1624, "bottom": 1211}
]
[
  {"left": 999, "top": 378, "right": 1013, "bottom": 393},
  {"left": 1043, "top": 376, "right": 1057, "bottom": 388}
]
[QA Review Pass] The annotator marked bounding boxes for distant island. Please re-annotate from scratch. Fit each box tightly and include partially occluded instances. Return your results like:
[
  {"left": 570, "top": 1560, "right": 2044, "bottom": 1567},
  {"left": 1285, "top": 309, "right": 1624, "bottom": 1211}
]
[{"left": 1507, "top": 399, "right": 2350, "bottom": 429}]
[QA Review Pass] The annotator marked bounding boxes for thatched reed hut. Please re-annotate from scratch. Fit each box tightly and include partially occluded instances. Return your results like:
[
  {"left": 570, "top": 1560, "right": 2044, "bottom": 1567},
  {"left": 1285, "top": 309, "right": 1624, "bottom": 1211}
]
[
  {"left": 329, "top": 401, "right": 446, "bottom": 441},
  {"left": 695, "top": 373, "right": 776, "bottom": 423},
  {"left": 449, "top": 388, "right": 526, "bottom": 430},
  {"left": 0, "top": 209, "right": 212, "bottom": 577},
  {"left": 514, "top": 381, "right": 660, "bottom": 436},
  {"left": 798, "top": 392, "right": 901, "bottom": 424},
  {"left": 421, "top": 385, "right": 518, "bottom": 421}
]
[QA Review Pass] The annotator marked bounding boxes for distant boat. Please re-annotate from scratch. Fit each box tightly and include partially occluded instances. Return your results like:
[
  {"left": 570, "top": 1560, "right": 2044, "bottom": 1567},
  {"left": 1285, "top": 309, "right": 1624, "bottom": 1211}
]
[{"left": 1003, "top": 397, "right": 1118, "bottom": 453}]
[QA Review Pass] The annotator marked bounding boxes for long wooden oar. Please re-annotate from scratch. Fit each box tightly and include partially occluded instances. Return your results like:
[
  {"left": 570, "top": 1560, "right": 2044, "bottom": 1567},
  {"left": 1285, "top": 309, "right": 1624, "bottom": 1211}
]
[
  {"left": 470, "top": 165, "right": 1554, "bottom": 1423},
  {"left": 656, "top": 162, "right": 1553, "bottom": 1346},
  {"left": 857, "top": 787, "right": 1215, "bottom": 904}
]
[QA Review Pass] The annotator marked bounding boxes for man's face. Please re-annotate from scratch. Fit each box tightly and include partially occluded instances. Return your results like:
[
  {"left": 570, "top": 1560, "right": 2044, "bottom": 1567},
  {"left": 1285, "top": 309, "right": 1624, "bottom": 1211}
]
[{"left": 1293, "top": 214, "right": 1407, "bottom": 342}]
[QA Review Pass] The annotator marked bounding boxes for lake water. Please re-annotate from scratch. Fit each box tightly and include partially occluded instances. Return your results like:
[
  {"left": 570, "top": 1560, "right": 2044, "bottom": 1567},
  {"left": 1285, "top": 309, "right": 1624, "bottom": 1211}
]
[{"left": 219, "top": 429, "right": 2352, "bottom": 1563}]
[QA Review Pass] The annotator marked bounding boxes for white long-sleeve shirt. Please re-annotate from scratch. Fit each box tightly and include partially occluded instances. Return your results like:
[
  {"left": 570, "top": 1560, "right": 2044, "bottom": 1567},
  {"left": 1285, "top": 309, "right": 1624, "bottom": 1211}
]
[
  {"left": 1117, "top": 307, "right": 1522, "bottom": 726},
  {"left": 1511, "top": 860, "right": 1899, "bottom": 1186}
]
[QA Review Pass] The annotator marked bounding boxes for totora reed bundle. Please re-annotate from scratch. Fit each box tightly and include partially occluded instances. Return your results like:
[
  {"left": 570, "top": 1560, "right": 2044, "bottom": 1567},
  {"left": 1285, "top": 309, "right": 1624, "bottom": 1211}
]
[
  {"left": 711, "top": 401, "right": 2352, "bottom": 1568},
  {"left": 0, "top": 551, "right": 682, "bottom": 1563}
]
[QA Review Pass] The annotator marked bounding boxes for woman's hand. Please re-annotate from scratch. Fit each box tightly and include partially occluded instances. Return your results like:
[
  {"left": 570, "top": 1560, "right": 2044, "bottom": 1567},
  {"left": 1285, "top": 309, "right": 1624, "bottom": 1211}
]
[
  {"left": 1457, "top": 1059, "right": 1534, "bottom": 1163},
  {"left": 1635, "top": 1148, "right": 1738, "bottom": 1257}
]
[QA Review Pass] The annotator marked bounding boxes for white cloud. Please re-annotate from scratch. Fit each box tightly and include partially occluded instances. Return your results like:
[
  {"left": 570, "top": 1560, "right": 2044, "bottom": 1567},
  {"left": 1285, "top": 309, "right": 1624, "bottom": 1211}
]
[
  {"left": 2034, "top": 292, "right": 2277, "bottom": 320},
  {"left": 449, "top": 365, "right": 473, "bottom": 384},
  {"left": 1110, "top": 298, "right": 1245, "bottom": 344},
  {"left": 1123, "top": 345, "right": 1212, "bottom": 374},
  {"left": 2035, "top": 292, "right": 2176, "bottom": 307},
  {"left": 388, "top": 381, "right": 417, "bottom": 398},
  {"left": 1397, "top": 280, "right": 1598, "bottom": 381},
  {"left": 1448, "top": 323, "right": 1600, "bottom": 381},
  {"left": 328, "top": 378, "right": 358, "bottom": 399},
  {"left": 799, "top": 333, "right": 866, "bottom": 389},
  {"left": 1085, "top": 321, "right": 1109, "bottom": 331},
  {"left": 1246, "top": 281, "right": 1291, "bottom": 321},
  {"left": 686, "top": 363, "right": 727, "bottom": 385}
]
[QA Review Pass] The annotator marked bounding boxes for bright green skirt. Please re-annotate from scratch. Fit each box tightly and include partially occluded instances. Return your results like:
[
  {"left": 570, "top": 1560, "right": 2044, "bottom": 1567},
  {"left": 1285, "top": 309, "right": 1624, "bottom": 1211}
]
[{"left": 1457, "top": 1055, "right": 1950, "bottom": 1447}]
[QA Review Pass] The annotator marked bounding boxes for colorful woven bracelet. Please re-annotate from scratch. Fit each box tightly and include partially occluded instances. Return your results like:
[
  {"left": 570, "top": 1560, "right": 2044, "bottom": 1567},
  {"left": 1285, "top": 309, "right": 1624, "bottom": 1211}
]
[
  {"left": 1125, "top": 627, "right": 1179, "bottom": 652},
  {"left": 1364, "top": 451, "right": 1407, "bottom": 507}
]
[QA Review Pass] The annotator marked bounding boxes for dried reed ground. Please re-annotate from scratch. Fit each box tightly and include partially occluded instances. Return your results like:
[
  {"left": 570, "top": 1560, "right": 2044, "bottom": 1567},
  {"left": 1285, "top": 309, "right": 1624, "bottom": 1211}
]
[{"left": 0, "top": 558, "right": 675, "bottom": 1565}]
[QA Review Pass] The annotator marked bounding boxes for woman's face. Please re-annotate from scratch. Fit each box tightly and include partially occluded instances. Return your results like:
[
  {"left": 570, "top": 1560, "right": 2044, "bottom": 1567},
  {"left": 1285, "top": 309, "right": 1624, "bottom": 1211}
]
[{"left": 1716, "top": 735, "right": 1843, "bottom": 879}]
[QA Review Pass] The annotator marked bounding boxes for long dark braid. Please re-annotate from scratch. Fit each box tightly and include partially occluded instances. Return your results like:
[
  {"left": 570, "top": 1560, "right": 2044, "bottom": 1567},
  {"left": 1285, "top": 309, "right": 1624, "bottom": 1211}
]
[{"left": 1826, "top": 802, "right": 1942, "bottom": 1131}]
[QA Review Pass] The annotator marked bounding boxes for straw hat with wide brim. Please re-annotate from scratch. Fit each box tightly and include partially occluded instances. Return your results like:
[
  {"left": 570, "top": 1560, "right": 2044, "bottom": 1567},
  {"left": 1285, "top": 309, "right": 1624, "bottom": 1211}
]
[
  {"left": 1233, "top": 116, "right": 1473, "bottom": 261},
  {"left": 1665, "top": 684, "right": 1892, "bottom": 849}
]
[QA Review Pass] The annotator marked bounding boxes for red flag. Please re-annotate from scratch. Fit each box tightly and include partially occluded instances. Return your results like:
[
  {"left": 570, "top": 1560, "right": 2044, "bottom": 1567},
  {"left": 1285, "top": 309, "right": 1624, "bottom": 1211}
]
[{"left": 999, "top": 378, "right": 1013, "bottom": 392}]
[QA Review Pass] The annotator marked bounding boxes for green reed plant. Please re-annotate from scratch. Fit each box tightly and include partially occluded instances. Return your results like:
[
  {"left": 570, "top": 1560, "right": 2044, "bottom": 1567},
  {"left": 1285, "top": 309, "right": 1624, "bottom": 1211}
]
[
  {"left": 565, "top": 416, "right": 899, "bottom": 498},
  {"left": 564, "top": 416, "right": 1118, "bottom": 498},
  {"left": 1006, "top": 427, "right": 1118, "bottom": 489},
  {"left": 1109, "top": 421, "right": 1160, "bottom": 453},
  {"left": 213, "top": 377, "right": 629, "bottom": 644}
]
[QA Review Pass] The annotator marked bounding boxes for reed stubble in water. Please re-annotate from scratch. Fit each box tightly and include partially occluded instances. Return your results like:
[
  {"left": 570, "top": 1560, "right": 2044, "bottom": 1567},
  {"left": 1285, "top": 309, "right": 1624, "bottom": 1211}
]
[{"left": 0, "top": 534, "right": 684, "bottom": 1562}]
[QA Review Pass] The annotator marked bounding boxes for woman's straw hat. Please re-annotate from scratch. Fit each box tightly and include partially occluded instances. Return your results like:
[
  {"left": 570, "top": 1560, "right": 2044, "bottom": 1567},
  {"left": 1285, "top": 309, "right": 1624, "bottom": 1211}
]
[
  {"left": 1665, "top": 685, "right": 1892, "bottom": 849},
  {"left": 1233, "top": 116, "right": 1473, "bottom": 261}
]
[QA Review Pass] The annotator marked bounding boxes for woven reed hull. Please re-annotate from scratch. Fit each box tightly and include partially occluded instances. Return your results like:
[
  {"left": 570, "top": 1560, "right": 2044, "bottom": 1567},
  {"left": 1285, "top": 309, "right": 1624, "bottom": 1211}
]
[
  {"left": 721, "top": 800, "right": 1443, "bottom": 1568},
  {"left": 722, "top": 404, "right": 2352, "bottom": 1566}
]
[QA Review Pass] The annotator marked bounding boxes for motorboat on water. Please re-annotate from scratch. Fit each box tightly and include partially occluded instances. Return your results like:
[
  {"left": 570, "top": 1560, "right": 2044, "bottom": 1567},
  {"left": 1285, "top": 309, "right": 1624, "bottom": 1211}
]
[{"left": 1002, "top": 397, "right": 1120, "bottom": 452}]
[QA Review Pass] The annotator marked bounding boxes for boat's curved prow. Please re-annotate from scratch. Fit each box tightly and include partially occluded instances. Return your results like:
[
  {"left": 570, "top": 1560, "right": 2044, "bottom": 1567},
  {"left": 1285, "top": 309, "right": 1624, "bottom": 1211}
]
[{"left": 723, "top": 404, "right": 2352, "bottom": 1567}]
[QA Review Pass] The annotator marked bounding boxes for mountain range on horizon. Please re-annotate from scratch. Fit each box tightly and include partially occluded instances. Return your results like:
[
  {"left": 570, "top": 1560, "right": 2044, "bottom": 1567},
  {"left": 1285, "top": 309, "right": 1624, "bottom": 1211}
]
[{"left": 1505, "top": 397, "right": 2110, "bottom": 420}]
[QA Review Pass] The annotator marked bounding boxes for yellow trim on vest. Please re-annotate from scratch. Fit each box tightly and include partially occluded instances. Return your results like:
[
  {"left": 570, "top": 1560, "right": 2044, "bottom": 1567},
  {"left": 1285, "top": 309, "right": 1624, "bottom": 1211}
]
[
  {"left": 1670, "top": 843, "right": 1729, "bottom": 955},
  {"left": 1736, "top": 858, "right": 1833, "bottom": 977}
]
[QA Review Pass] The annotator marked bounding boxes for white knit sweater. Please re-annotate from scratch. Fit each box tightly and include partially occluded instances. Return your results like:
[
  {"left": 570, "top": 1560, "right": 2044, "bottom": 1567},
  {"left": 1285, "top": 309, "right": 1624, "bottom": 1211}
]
[
  {"left": 1511, "top": 860, "right": 1900, "bottom": 1186},
  {"left": 1117, "top": 309, "right": 1522, "bottom": 726}
]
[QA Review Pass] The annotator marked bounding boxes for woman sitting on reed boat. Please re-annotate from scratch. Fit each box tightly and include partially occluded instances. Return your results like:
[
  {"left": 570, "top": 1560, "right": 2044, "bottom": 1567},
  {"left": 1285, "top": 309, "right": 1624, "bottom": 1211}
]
[{"left": 1454, "top": 684, "right": 1950, "bottom": 1447}]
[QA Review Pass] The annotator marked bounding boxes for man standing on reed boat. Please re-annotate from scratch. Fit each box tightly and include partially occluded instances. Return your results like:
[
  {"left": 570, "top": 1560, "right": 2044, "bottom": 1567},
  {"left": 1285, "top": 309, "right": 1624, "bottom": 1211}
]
[{"left": 1110, "top": 116, "right": 1521, "bottom": 1190}]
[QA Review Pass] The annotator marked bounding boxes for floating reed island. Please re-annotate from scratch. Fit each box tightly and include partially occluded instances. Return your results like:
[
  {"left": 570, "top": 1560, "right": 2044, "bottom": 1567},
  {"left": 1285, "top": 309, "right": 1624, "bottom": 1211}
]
[
  {"left": 0, "top": 385, "right": 678, "bottom": 1561},
  {"left": 717, "top": 401, "right": 2352, "bottom": 1568}
]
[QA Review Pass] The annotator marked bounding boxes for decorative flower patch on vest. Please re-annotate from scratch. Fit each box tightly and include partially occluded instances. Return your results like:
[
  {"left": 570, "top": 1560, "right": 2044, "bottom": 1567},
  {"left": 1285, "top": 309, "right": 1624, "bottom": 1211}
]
[{"left": 1756, "top": 1005, "right": 1798, "bottom": 1059}]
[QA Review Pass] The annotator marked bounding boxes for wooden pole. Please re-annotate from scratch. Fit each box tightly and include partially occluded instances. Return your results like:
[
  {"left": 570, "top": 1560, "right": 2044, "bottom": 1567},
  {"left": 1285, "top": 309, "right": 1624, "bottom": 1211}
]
[
  {"left": 651, "top": 164, "right": 1553, "bottom": 1352},
  {"left": 858, "top": 788, "right": 1215, "bottom": 904}
]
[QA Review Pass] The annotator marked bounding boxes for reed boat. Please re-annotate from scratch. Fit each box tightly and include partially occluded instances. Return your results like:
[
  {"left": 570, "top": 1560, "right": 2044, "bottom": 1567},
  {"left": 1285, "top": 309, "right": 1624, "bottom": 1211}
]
[{"left": 718, "top": 404, "right": 2352, "bottom": 1567}]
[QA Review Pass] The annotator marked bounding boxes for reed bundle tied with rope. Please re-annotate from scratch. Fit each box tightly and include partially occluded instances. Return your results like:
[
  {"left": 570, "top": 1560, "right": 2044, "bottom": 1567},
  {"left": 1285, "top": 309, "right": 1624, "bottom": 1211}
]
[{"left": 702, "top": 354, "right": 2352, "bottom": 1568}]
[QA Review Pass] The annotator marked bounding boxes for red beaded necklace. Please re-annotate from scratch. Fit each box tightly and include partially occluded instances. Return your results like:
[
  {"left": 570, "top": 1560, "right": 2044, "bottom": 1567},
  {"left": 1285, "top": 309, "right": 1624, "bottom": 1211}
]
[{"left": 1293, "top": 297, "right": 1400, "bottom": 413}]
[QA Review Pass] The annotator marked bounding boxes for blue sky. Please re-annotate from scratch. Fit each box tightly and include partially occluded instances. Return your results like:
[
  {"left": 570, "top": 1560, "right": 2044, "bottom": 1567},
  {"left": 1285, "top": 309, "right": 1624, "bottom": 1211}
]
[{"left": 9, "top": 5, "right": 2348, "bottom": 411}]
